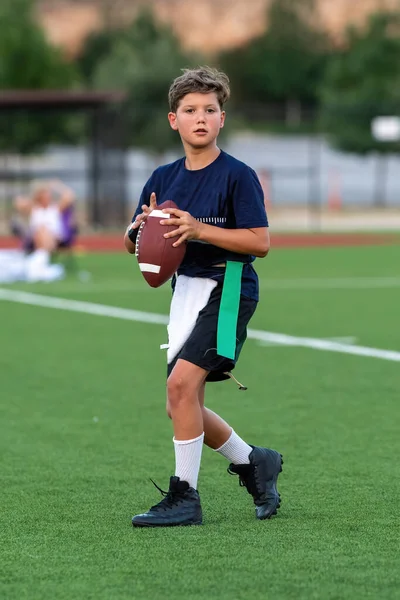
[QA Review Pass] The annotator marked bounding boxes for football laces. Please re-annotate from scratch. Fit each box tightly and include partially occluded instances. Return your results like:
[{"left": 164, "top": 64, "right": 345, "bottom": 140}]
[{"left": 135, "top": 221, "right": 145, "bottom": 258}]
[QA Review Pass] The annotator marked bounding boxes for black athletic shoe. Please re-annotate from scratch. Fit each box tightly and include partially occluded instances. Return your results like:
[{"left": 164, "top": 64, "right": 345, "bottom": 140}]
[
  {"left": 131, "top": 476, "right": 203, "bottom": 527},
  {"left": 228, "top": 446, "right": 283, "bottom": 520}
]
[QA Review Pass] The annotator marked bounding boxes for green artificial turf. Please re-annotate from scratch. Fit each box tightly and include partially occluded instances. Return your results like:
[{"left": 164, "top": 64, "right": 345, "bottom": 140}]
[{"left": 1, "top": 244, "right": 400, "bottom": 600}]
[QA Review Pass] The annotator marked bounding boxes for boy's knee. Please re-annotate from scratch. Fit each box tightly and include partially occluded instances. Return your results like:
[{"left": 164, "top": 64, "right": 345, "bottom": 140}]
[
  {"left": 167, "top": 372, "right": 196, "bottom": 410},
  {"left": 167, "top": 373, "right": 184, "bottom": 407}
]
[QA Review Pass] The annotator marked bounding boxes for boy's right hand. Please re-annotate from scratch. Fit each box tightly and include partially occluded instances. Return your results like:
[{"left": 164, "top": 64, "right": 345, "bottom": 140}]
[{"left": 131, "top": 192, "right": 157, "bottom": 230}]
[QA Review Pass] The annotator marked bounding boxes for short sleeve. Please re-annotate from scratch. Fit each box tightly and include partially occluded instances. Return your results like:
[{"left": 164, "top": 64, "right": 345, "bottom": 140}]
[{"left": 232, "top": 166, "right": 268, "bottom": 229}]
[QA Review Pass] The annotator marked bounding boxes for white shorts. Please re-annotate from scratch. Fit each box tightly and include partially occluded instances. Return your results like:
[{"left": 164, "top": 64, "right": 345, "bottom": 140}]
[{"left": 29, "top": 207, "right": 63, "bottom": 239}]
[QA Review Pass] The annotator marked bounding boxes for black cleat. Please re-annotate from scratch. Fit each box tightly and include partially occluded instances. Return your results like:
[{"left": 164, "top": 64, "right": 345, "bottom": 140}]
[
  {"left": 228, "top": 446, "right": 283, "bottom": 520},
  {"left": 132, "top": 476, "right": 203, "bottom": 527}
]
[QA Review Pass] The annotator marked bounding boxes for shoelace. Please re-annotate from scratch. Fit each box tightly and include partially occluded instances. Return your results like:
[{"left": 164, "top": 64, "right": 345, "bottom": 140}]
[
  {"left": 149, "top": 479, "right": 184, "bottom": 512},
  {"left": 227, "top": 466, "right": 262, "bottom": 499}
]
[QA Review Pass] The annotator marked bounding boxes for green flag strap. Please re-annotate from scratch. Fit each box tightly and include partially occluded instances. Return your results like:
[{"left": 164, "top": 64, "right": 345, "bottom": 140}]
[{"left": 217, "top": 261, "right": 244, "bottom": 360}]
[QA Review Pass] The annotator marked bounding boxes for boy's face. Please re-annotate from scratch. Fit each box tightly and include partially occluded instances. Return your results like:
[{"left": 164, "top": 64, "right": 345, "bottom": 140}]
[{"left": 168, "top": 92, "right": 225, "bottom": 149}]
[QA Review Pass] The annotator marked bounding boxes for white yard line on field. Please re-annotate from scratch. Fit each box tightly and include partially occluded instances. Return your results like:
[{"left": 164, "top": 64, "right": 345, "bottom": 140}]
[
  {"left": 1, "top": 288, "right": 400, "bottom": 363},
  {"left": 0, "top": 288, "right": 168, "bottom": 325},
  {"left": 7, "top": 275, "right": 400, "bottom": 296},
  {"left": 258, "top": 336, "right": 358, "bottom": 347}
]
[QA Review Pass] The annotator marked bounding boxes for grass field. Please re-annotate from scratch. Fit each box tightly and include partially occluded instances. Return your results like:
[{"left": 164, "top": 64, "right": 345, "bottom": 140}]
[{"left": 1, "top": 243, "right": 400, "bottom": 600}]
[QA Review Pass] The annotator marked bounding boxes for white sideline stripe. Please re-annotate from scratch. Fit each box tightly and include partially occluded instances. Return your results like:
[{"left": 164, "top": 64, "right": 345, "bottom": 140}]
[
  {"left": 12, "top": 275, "right": 400, "bottom": 296},
  {"left": 139, "top": 263, "right": 161, "bottom": 274},
  {"left": 258, "top": 336, "right": 358, "bottom": 347},
  {"left": 1, "top": 288, "right": 400, "bottom": 363},
  {"left": 0, "top": 288, "right": 168, "bottom": 325},
  {"left": 248, "top": 329, "right": 400, "bottom": 362},
  {"left": 148, "top": 210, "right": 170, "bottom": 219}
]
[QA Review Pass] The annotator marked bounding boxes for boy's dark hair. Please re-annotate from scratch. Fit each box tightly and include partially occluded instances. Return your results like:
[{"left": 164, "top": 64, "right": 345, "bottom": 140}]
[{"left": 168, "top": 66, "right": 230, "bottom": 113}]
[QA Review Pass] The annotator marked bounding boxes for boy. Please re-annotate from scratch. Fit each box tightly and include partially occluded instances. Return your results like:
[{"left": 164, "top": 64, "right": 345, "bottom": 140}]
[{"left": 124, "top": 66, "right": 283, "bottom": 527}]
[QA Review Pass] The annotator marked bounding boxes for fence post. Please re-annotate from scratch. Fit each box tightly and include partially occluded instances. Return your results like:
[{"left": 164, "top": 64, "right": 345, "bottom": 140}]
[
  {"left": 308, "top": 136, "right": 322, "bottom": 231},
  {"left": 373, "top": 153, "right": 389, "bottom": 207},
  {"left": 88, "top": 107, "right": 101, "bottom": 227}
]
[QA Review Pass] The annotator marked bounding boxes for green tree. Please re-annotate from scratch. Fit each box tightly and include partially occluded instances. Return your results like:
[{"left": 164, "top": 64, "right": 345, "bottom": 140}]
[
  {"left": 320, "top": 11, "right": 400, "bottom": 154},
  {"left": 0, "top": 0, "right": 79, "bottom": 152},
  {"left": 219, "top": 0, "right": 330, "bottom": 125},
  {"left": 78, "top": 29, "right": 119, "bottom": 84},
  {"left": 87, "top": 9, "right": 200, "bottom": 153}
]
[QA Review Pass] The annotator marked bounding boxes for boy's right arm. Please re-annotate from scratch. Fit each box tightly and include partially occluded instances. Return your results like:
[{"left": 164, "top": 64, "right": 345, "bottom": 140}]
[{"left": 124, "top": 191, "right": 157, "bottom": 254}]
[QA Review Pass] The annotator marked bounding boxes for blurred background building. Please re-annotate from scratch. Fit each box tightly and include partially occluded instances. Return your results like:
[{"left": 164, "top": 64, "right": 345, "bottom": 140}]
[{"left": 1, "top": 0, "right": 400, "bottom": 233}]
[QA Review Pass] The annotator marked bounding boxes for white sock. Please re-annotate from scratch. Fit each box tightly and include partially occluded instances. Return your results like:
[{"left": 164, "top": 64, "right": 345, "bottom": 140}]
[
  {"left": 173, "top": 433, "right": 204, "bottom": 490},
  {"left": 215, "top": 429, "right": 252, "bottom": 465}
]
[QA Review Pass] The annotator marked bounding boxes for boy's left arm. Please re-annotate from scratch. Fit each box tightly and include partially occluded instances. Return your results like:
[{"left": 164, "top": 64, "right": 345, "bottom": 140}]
[
  {"left": 162, "top": 166, "right": 270, "bottom": 256},
  {"left": 199, "top": 222, "right": 270, "bottom": 257},
  {"left": 161, "top": 210, "right": 270, "bottom": 257}
]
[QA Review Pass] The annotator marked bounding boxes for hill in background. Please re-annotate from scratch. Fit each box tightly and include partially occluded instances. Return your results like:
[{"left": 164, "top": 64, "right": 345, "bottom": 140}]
[{"left": 36, "top": 0, "right": 399, "bottom": 58}]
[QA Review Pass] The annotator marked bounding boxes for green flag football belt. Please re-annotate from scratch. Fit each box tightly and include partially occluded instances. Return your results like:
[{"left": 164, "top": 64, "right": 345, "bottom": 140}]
[{"left": 216, "top": 261, "right": 244, "bottom": 360}]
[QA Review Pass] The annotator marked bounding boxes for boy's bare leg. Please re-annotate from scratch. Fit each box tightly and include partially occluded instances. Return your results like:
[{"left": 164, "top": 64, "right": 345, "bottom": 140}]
[
  {"left": 197, "top": 380, "right": 283, "bottom": 520},
  {"left": 198, "top": 382, "right": 252, "bottom": 463},
  {"left": 202, "top": 406, "right": 232, "bottom": 449},
  {"left": 167, "top": 377, "right": 248, "bottom": 454},
  {"left": 167, "top": 360, "right": 205, "bottom": 441},
  {"left": 132, "top": 359, "right": 205, "bottom": 527},
  {"left": 198, "top": 382, "right": 232, "bottom": 449},
  {"left": 166, "top": 359, "right": 208, "bottom": 491},
  {"left": 156, "top": 364, "right": 283, "bottom": 524}
]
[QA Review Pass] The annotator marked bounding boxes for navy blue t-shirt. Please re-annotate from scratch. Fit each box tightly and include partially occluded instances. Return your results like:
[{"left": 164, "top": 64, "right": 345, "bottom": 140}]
[{"left": 132, "top": 150, "right": 268, "bottom": 300}]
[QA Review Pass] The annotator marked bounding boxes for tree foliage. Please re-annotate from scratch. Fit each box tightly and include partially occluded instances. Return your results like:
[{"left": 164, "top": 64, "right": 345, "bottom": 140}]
[
  {"left": 78, "top": 28, "right": 118, "bottom": 84},
  {"left": 0, "top": 0, "right": 79, "bottom": 153},
  {"left": 82, "top": 9, "right": 200, "bottom": 153},
  {"left": 319, "top": 11, "right": 400, "bottom": 154},
  {"left": 219, "top": 0, "right": 330, "bottom": 119}
]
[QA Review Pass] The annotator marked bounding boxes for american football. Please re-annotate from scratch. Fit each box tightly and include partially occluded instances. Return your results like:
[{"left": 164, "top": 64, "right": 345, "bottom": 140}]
[{"left": 135, "top": 200, "right": 186, "bottom": 288}]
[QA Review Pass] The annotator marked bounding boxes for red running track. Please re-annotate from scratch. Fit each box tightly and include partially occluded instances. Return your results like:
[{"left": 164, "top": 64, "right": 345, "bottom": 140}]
[{"left": 0, "top": 232, "right": 399, "bottom": 252}]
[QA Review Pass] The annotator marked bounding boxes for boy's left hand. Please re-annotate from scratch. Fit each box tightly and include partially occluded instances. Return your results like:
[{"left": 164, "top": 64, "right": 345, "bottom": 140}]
[{"left": 160, "top": 208, "right": 203, "bottom": 247}]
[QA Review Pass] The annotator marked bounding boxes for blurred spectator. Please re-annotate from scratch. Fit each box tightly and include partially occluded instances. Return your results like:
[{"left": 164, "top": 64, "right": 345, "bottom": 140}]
[{"left": 11, "top": 180, "right": 76, "bottom": 281}]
